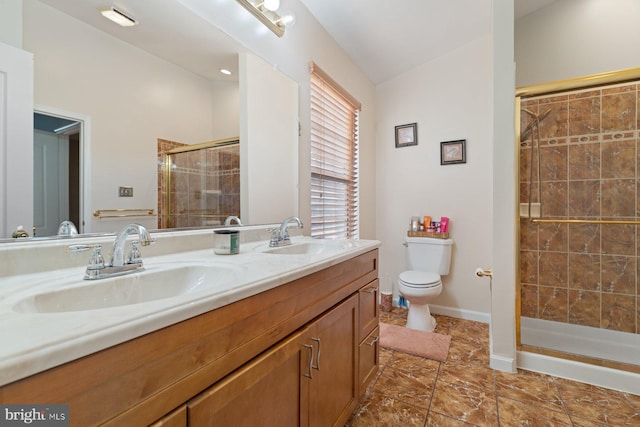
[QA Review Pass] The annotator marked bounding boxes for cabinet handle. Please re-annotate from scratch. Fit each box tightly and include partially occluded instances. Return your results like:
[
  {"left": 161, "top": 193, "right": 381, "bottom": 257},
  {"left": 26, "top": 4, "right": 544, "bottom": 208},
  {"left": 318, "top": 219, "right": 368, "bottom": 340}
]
[
  {"left": 365, "top": 286, "right": 377, "bottom": 294},
  {"left": 366, "top": 335, "right": 379, "bottom": 346},
  {"left": 311, "top": 337, "right": 321, "bottom": 371},
  {"left": 303, "top": 344, "right": 314, "bottom": 379}
]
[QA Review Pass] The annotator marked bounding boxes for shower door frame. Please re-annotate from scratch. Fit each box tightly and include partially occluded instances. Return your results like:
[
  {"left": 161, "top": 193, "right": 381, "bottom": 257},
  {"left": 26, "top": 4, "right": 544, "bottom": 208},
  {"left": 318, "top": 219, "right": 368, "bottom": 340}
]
[{"left": 515, "top": 66, "right": 640, "bottom": 371}]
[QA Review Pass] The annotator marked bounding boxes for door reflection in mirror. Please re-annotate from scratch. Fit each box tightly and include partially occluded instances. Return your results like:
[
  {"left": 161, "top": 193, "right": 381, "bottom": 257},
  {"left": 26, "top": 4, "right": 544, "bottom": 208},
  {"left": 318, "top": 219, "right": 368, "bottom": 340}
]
[{"left": 33, "top": 112, "right": 82, "bottom": 237}]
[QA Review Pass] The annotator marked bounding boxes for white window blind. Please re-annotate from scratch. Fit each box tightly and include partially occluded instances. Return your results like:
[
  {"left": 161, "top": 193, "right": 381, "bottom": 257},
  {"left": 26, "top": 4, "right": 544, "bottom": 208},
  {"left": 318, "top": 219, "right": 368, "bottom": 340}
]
[{"left": 310, "top": 62, "right": 360, "bottom": 239}]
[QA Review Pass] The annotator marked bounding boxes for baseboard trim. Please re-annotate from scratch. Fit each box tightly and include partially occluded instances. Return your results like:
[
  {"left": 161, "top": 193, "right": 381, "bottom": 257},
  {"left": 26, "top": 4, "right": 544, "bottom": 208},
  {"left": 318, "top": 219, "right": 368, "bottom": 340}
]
[
  {"left": 429, "top": 304, "right": 490, "bottom": 324},
  {"left": 517, "top": 350, "right": 640, "bottom": 395},
  {"left": 490, "top": 354, "right": 516, "bottom": 372}
]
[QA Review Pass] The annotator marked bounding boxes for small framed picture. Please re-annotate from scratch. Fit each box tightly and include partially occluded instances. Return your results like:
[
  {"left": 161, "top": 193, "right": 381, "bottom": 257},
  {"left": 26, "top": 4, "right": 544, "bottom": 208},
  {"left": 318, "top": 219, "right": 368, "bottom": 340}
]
[
  {"left": 395, "top": 123, "right": 418, "bottom": 148},
  {"left": 440, "top": 139, "right": 466, "bottom": 165}
]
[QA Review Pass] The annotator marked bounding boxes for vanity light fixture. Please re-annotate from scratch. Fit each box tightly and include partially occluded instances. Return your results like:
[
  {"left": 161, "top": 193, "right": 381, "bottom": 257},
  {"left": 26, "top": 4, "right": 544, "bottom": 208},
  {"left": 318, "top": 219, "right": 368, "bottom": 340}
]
[
  {"left": 235, "top": 0, "right": 295, "bottom": 37},
  {"left": 100, "top": 7, "right": 138, "bottom": 27},
  {"left": 263, "top": 0, "right": 280, "bottom": 11}
]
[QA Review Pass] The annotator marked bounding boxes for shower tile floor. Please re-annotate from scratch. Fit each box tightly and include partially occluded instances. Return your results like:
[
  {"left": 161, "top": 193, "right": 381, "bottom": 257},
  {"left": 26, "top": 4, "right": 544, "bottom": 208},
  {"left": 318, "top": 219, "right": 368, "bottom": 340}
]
[{"left": 346, "top": 308, "right": 640, "bottom": 426}]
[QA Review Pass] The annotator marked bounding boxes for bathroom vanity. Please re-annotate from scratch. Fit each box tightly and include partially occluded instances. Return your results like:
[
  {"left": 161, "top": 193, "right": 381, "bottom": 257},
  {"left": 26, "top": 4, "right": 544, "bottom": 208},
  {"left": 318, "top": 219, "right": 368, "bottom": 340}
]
[{"left": 0, "top": 230, "right": 380, "bottom": 426}]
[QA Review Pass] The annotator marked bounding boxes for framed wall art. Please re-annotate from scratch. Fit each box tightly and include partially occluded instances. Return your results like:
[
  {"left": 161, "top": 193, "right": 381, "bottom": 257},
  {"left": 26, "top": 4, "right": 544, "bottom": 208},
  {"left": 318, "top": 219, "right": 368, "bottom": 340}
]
[
  {"left": 395, "top": 123, "right": 417, "bottom": 148},
  {"left": 440, "top": 139, "right": 466, "bottom": 165}
]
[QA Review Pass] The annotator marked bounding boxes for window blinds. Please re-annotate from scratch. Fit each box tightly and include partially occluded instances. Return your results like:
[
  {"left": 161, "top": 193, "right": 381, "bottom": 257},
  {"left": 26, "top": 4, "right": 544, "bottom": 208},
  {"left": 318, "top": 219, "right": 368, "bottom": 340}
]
[{"left": 310, "top": 62, "right": 360, "bottom": 239}]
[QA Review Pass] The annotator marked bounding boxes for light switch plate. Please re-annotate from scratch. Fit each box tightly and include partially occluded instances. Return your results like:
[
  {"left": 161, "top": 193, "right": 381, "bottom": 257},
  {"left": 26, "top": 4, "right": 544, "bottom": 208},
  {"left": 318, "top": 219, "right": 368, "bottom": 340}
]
[{"left": 119, "top": 186, "right": 133, "bottom": 197}]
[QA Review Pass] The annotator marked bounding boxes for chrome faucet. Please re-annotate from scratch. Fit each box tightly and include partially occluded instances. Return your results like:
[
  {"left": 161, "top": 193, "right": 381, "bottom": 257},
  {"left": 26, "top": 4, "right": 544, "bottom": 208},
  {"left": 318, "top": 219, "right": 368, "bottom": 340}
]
[
  {"left": 111, "top": 223, "right": 154, "bottom": 267},
  {"left": 269, "top": 216, "right": 303, "bottom": 247},
  {"left": 79, "top": 223, "right": 155, "bottom": 280},
  {"left": 224, "top": 216, "right": 243, "bottom": 226}
]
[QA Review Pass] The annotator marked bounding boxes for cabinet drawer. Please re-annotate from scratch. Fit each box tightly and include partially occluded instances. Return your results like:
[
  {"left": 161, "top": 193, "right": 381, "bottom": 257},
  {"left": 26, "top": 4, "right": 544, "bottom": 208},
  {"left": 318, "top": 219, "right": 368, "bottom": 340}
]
[
  {"left": 358, "top": 279, "right": 379, "bottom": 340},
  {"left": 358, "top": 326, "right": 379, "bottom": 397}
]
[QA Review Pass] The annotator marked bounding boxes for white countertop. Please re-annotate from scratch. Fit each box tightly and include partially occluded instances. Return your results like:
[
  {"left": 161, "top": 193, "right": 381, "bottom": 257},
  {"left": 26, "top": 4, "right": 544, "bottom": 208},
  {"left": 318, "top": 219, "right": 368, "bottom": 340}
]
[{"left": 0, "top": 236, "right": 379, "bottom": 387}]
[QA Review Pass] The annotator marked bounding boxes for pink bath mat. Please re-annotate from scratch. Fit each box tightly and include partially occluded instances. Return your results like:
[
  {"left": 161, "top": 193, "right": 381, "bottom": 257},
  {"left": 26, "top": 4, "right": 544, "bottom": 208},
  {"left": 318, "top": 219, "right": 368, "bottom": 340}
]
[{"left": 379, "top": 322, "right": 451, "bottom": 362}]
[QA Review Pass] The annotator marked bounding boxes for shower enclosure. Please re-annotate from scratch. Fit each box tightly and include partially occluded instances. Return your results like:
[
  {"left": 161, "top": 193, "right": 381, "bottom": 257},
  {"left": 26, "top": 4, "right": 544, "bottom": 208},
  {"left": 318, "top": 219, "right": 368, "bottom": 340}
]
[
  {"left": 157, "top": 137, "right": 240, "bottom": 229},
  {"left": 517, "top": 68, "right": 640, "bottom": 373}
]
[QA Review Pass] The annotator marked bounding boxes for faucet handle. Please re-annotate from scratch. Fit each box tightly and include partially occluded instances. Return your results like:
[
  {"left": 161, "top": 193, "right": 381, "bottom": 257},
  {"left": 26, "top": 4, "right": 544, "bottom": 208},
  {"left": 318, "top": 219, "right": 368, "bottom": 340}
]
[
  {"left": 267, "top": 228, "right": 280, "bottom": 247},
  {"left": 127, "top": 241, "right": 143, "bottom": 264},
  {"left": 67, "top": 244, "right": 92, "bottom": 253},
  {"left": 87, "top": 245, "right": 105, "bottom": 270}
]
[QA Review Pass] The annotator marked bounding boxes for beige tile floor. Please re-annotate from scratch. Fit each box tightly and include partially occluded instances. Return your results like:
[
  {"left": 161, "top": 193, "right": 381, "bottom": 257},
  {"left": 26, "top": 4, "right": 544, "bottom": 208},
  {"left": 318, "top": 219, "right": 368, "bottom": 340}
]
[{"left": 346, "top": 308, "right": 640, "bottom": 426}]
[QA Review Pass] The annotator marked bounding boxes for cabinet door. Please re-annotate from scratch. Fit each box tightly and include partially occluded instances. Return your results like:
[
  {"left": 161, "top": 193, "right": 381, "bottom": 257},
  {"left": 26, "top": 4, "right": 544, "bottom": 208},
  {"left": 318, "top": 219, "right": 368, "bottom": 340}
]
[
  {"left": 188, "top": 328, "right": 309, "bottom": 426},
  {"left": 305, "top": 295, "right": 358, "bottom": 427},
  {"left": 149, "top": 405, "right": 186, "bottom": 427},
  {"left": 358, "top": 279, "right": 379, "bottom": 340}
]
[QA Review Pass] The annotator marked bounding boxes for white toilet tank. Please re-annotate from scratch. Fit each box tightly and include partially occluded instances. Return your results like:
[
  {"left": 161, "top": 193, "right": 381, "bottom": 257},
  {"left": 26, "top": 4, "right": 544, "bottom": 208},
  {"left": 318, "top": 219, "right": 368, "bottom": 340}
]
[{"left": 405, "top": 237, "right": 453, "bottom": 275}]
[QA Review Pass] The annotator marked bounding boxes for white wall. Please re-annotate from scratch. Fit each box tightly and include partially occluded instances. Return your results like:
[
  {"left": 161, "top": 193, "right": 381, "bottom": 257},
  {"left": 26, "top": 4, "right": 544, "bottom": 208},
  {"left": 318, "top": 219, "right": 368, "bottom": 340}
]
[
  {"left": 211, "top": 80, "right": 240, "bottom": 141},
  {"left": 515, "top": 0, "right": 640, "bottom": 86},
  {"left": 23, "top": 1, "right": 234, "bottom": 233},
  {"left": 240, "top": 52, "right": 298, "bottom": 224},
  {"left": 375, "top": 35, "right": 493, "bottom": 315},
  {"left": 0, "top": 0, "right": 22, "bottom": 48},
  {"left": 0, "top": 42, "right": 33, "bottom": 239},
  {"left": 491, "top": 0, "right": 517, "bottom": 372}
]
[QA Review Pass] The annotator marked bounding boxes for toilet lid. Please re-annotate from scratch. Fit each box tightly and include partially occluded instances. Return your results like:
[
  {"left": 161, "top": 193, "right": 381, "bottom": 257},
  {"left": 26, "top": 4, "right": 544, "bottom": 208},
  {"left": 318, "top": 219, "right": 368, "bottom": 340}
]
[{"left": 399, "top": 271, "right": 440, "bottom": 286}]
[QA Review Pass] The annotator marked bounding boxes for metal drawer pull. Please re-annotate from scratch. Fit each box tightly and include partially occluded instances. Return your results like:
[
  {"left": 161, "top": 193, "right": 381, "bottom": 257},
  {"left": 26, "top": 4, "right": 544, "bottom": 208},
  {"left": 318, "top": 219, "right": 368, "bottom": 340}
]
[
  {"left": 303, "top": 344, "right": 314, "bottom": 378},
  {"left": 365, "top": 286, "right": 377, "bottom": 294},
  {"left": 367, "top": 336, "right": 379, "bottom": 346},
  {"left": 311, "top": 337, "right": 321, "bottom": 371}
]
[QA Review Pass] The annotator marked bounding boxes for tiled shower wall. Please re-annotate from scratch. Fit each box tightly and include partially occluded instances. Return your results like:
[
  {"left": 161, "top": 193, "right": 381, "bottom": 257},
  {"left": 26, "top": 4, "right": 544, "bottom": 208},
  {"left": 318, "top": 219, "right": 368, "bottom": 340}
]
[
  {"left": 519, "top": 81, "right": 640, "bottom": 335},
  {"left": 157, "top": 139, "right": 240, "bottom": 229}
]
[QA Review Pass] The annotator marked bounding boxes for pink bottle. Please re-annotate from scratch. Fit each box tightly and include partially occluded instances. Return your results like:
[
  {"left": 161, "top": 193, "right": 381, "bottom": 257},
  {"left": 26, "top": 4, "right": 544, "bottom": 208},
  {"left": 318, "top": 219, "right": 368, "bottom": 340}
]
[{"left": 440, "top": 217, "right": 449, "bottom": 233}]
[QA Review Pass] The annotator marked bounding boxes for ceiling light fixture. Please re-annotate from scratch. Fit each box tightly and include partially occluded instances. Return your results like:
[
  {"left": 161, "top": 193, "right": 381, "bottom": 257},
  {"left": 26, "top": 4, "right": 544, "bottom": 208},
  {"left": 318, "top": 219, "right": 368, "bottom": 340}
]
[
  {"left": 100, "top": 7, "right": 138, "bottom": 27},
  {"left": 219, "top": 69, "right": 232, "bottom": 75},
  {"left": 236, "top": 0, "right": 294, "bottom": 37}
]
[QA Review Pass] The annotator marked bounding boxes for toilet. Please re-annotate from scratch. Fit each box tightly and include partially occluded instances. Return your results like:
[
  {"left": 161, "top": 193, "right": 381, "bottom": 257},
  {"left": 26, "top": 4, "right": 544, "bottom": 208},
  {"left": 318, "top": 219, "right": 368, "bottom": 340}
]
[{"left": 398, "top": 237, "right": 453, "bottom": 332}]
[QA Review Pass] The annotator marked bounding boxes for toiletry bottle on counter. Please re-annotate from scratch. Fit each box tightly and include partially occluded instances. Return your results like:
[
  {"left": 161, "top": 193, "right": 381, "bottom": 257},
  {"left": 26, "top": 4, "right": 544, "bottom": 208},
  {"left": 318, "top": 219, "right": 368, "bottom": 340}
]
[
  {"left": 440, "top": 217, "right": 449, "bottom": 233},
  {"left": 214, "top": 229, "right": 240, "bottom": 255},
  {"left": 423, "top": 216, "right": 431, "bottom": 229},
  {"left": 410, "top": 216, "right": 419, "bottom": 232}
]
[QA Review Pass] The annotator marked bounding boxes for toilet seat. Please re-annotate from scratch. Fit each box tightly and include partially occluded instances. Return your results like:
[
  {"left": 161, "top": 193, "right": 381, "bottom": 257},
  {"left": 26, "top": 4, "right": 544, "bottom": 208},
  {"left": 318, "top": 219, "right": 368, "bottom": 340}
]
[{"left": 398, "top": 271, "right": 441, "bottom": 288}]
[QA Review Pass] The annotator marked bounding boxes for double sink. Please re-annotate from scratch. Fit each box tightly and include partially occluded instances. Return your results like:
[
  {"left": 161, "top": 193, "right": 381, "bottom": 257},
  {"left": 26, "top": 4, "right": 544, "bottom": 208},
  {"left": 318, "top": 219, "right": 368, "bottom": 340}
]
[{"left": 10, "top": 238, "right": 354, "bottom": 314}]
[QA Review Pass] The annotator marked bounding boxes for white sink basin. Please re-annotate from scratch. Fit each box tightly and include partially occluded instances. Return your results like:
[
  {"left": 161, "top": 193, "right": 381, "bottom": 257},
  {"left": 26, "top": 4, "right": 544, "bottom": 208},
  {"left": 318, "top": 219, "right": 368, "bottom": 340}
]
[
  {"left": 13, "top": 264, "right": 241, "bottom": 313},
  {"left": 262, "top": 240, "right": 351, "bottom": 255}
]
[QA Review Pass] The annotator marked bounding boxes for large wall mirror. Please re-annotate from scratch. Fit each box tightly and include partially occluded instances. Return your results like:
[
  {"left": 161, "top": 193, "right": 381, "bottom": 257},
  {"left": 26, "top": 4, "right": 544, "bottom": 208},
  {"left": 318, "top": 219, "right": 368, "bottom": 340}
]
[{"left": 1, "top": 0, "right": 298, "bottom": 239}]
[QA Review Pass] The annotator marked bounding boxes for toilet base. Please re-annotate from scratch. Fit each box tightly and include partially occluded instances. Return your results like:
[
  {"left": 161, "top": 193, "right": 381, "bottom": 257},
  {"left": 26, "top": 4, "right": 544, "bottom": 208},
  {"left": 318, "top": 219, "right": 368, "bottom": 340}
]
[{"left": 406, "top": 302, "right": 436, "bottom": 332}]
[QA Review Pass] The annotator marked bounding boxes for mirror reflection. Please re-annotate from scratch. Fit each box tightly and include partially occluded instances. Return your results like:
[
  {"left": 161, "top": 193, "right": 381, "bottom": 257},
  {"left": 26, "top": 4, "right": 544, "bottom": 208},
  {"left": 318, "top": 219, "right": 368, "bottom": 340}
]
[
  {"left": 158, "top": 138, "right": 240, "bottom": 229},
  {"left": 4, "top": 0, "right": 299, "bottom": 239},
  {"left": 33, "top": 112, "right": 81, "bottom": 237}
]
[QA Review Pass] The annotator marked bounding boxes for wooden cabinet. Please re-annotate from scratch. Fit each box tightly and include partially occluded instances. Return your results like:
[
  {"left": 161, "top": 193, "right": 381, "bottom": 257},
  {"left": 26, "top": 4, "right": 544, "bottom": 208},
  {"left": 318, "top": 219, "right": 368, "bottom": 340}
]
[
  {"left": 188, "top": 295, "right": 359, "bottom": 427},
  {"left": 1, "top": 249, "right": 378, "bottom": 427}
]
